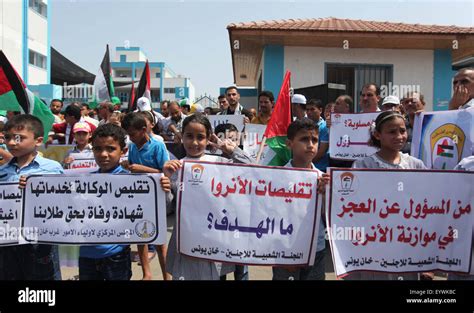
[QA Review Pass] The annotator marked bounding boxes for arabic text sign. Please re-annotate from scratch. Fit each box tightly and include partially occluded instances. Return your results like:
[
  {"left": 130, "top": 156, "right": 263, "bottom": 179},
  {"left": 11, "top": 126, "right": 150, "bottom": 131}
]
[
  {"left": 411, "top": 109, "right": 474, "bottom": 169},
  {"left": 177, "top": 161, "right": 320, "bottom": 266},
  {"left": 243, "top": 124, "right": 275, "bottom": 164},
  {"left": 22, "top": 174, "right": 167, "bottom": 245},
  {"left": 208, "top": 115, "right": 245, "bottom": 132},
  {"left": 327, "top": 169, "right": 473, "bottom": 277},
  {"left": 0, "top": 183, "right": 23, "bottom": 246},
  {"left": 329, "top": 113, "right": 380, "bottom": 160}
]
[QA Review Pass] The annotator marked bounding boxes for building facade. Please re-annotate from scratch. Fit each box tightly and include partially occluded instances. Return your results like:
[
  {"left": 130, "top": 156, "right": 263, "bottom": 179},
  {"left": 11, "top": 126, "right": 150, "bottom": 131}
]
[
  {"left": 227, "top": 18, "right": 474, "bottom": 112},
  {"left": 111, "top": 46, "right": 195, "bottom": 109},
  {"left": 0, "top": 0, "right": 50, "bottom": 86}
]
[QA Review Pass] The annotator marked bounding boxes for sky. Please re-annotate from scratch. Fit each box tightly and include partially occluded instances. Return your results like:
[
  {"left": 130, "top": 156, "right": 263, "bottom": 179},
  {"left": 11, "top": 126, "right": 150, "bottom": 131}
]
[{"left": 51, "top": 0, "right": 474, "bottom": 98}]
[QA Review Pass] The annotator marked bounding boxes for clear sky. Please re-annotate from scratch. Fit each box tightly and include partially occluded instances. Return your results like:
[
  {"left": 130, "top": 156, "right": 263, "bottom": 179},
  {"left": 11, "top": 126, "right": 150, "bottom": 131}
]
[{"left": 51, "top": 0, "right": 473, "bottom": 98}]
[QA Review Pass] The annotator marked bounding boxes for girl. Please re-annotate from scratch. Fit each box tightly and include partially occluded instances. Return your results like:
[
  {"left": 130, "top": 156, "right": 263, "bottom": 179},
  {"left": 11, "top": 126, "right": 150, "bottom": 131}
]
[
  {"left": 163, "top": 113, "right": 253, "bottom": 280},
  {"left": 63, "top": 122, "right": 93, "bottom": 168},
  {"left": 349, "top": 110, "right": 426, "bottom": 280}
]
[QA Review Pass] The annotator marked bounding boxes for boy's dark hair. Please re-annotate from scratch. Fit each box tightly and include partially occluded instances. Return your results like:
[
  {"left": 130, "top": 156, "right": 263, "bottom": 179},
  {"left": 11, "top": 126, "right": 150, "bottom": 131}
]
[
  {"left": 258, "top": 90, "right": 274, "bottom": 102},
  {"left": 307, "top": 99, "right": 324, "bottom": 110},
  {"left": 92, "top": 123, "right": 127, "bottom": 150},
  {"left": 368, "top": 111, "right": 405, "bottom": 148},
  {"left": 65, "top": 104, "right": 81, "bottom": 120},
  {"left": 218, "top": 95, "right": 226, "bottom": 100},
  {"left": 287, "top": 118, "right": 319, "bottom": 140},
  {"left": 122, "top": 112, "right": 147, "bottom": 130},
  {"left": 0, "top": 121, "right": 4, "bottom": 132},
  {"left": 182, "top": 112, "right": 212, "bottom": 138},
  {"left": 214, "top": 123, "right": 238, "bottom": 135},
  {"left": 5, "top": 114, "right": 44, "bottom": 139},
  {"left": 81, "top": 103, "right": 90, "bottom": 110}
]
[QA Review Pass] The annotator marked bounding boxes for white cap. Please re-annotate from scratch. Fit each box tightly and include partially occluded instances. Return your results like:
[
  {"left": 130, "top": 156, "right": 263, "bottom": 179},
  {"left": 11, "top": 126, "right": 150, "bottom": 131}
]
[
  {"left": 291, "top": 94, "right": 306, "bottom": 105},
  {"left": 137, "top": 97, "right": 151, "bottom": 111},
  {"left": 382, "top": 95, "right": 400, "bottom": 106}
]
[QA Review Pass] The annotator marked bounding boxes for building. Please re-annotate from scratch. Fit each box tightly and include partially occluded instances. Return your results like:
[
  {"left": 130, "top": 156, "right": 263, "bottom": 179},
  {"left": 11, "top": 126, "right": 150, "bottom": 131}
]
[
  {"left": 227, "top": 18, "right": 474, "bottom": 111},
  {"left": 194, "top": 94, "right": 219, "bottom": 109},
  {"left": 111, "top": 46, "right": 195, "bottom": 109},
  {"left": 0, "top": 0, "right": 50, "bottom": 85}
]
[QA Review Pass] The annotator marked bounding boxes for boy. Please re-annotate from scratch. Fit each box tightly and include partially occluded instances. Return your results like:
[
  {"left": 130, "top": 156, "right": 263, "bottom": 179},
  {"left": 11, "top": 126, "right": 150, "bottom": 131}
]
[
  {"left": 0, "top": 121, "right": 13, "bottom": 165},
  {"left": 0, "top": 115, "right": 63, "bottom": 280},
  {"left": 305, "top": 99, "right": 330, "bottom": 172},
  {"left": 79, "top": 123, "right": 170, "bottom": 280},
  {"left": 272, "top": 118, "right": 327, "bottom": 280},
  {"left": 121, "top": 112, "right": 170, "bottom": 280},
  {"left": 63, "top": 122, "right": 93, "bottom": 168}
]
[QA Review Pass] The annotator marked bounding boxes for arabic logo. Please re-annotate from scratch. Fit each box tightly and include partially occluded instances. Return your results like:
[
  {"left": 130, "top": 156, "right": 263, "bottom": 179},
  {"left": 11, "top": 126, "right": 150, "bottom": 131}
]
[
  {"left": 135, "top": 220, "right": 156, "bottom": 239},
  {"left": 190, "top": 164, "right": 204, "bottom": 184},
  {"left": 340, "top": 172, "right": 354, "bottom": 190},
  {"left": 430, "top": 123, "right": 465, "bottom": 170}
]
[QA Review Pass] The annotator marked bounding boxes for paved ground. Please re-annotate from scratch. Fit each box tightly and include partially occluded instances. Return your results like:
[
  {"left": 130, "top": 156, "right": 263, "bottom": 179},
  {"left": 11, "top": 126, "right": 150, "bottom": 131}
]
[{"left": 61, "top": 213, "right": 447, "bottom": 281}]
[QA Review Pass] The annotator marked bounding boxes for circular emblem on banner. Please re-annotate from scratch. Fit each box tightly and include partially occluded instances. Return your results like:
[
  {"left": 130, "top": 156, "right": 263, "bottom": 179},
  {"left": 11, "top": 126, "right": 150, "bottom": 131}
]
[{"left": 135, "top": 220, "right": 157, "bottom": 239}]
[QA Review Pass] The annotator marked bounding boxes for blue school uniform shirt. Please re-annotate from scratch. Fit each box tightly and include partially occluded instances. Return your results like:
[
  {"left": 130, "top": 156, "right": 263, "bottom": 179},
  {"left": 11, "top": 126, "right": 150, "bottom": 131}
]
[
  {"left": 128, "top": 137, "right": 169, "bottom": 170},
  {"left": 313, "top": 118, "right": 330, "bottom": 172},
  {"left": 0, "top": 153, "right": 64, "bottom": 182},
  {"left": 80, "top": 164, "right": 129, "bottom": 259}
]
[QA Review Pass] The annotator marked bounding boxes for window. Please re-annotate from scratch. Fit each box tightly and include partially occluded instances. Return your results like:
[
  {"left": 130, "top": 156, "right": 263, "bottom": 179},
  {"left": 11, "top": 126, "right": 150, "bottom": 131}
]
[
  {"left": 120, "top": 55, "right": 126, "bottom": 62},
  {"left": 119, "top": 92, "right": 128, "bottom": 103},
  {"left": 151, "top": 90, "right": 160, "bottom": 102},
  {"left": 155, "top": 72, "right": 161, "bottom": 78},
  {"left": 327, "top": 64, "right": 392, "bottom": 112},
  {"left": 29, "top": 50, "right": 47, "bottom": 69},
  {"left": 164, "top": 88, "right": 175, "bottom": 94},
  {"left": 29, "top": 0, "right": 47, "bottom": 18}
]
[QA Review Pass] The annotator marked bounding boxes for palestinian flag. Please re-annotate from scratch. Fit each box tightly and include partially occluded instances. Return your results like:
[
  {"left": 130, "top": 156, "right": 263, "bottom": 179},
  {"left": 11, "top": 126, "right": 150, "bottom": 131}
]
[
  {"left": 90, "top": 44, "right": 115, "bottom": 109},
  {"left": 0, "top": 50, "right": 54, "bottom": 139},
  {"left": 132, "top": 60, "right": 151, "bottom": 110},
  {"left": 127, "top": 78, "right": 136, "bottom": 112},
  {"left": 259, "top": 71, "right": 292, "bottom": 166},
  {"left": 436, "top": 139, "right": 454, "bottom": 158}
]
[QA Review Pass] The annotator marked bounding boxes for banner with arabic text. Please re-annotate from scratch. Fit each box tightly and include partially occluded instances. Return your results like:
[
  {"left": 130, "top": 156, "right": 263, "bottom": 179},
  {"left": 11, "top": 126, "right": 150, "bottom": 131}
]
[
  {"left": 327, "top": 168, "right": 473, "bottom": 277},
  {"left": 0, "top": 183, "right": 23, "bottom": 246},
  {"left": 329, "top": 113, "right": 380, "bottom": 160},
  {"left": 411, "top": 108, "right": 474, "bottom": 169},
  {"left": 177, "top": 161, "right": 321, "bottom": 266},
  {"left": 243, "top": 124, "right": 275, "bottom": 164},
  {"left": 22, "top": 174, "right": 167, "bottom": 245}
]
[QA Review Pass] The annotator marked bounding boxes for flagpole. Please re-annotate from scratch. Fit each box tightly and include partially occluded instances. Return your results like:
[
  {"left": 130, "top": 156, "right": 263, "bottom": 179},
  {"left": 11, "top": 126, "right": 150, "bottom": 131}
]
[{"left": 255, "top": 136, "right": 267, "bottom": 164}]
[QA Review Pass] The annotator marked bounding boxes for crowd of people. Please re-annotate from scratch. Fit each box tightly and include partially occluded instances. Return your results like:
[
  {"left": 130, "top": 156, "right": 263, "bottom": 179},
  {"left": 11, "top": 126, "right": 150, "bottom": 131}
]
[{"left": 0, "top": 67, "right": 472, "bottom": 281}]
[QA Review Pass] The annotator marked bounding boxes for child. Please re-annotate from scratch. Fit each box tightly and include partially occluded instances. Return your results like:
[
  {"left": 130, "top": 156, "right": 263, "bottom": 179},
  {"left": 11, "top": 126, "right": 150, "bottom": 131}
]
[
  {"left": 138, "top": 111, "right": 165, "bottom": 142},
  {"left": 448, "top": 155, "right": 474, "bottom": 281},
  {"left": 163, "top": 113, "right": 253, "bottom": 280},
  {"left": 79, "top": 123, "right": 171, "bottom": 280},
  {"left": 349, "top": 110, "right": 426, "bottom": 280},
  {"left": 272, "top": 118, "right": 327, "bottom": 280},
  {"left": 62, "top": 122, "right": 93, "bottom": 168},
  {"left": 0, "top": 115, "right": 63, "bottom": 280},
  {"left": 121, "top": 112, "right": 170, "bottom": 280},
  {"left": 0, "top": 121, "right": 13, "bottom": 165}
]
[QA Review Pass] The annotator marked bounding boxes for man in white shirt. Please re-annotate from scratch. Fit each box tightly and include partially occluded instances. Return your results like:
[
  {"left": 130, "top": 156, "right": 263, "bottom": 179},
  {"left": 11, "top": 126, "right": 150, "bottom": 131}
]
[{"left": 359, "top": 83, "right": 381, "bottom": 113}]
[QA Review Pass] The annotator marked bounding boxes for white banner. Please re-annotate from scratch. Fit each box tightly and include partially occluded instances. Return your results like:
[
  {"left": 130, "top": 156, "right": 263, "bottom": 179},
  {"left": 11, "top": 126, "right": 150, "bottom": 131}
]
[
  {"left": 411, "top": 109, "right": 474, "bottom": 169},
  {"left": 0, "top": 183, "right": 23, "bottom": 246},
  {"left": 329, "top": 113, "right": 380, "bottom": 160},
  {"left": 327, "top": 168, "right": 473, "bottom": 277},
  {"left": 208, "top": 115, "right": 245, "bottom": 132},
  {"left": 177, "top": 161, "right": 321, "bottom": 266},
  {"left": 243, "top": 124, "right": 275, "bottom": 164},
  {"left": 22, "top": 174, "right": 167, "bottom": 245}
]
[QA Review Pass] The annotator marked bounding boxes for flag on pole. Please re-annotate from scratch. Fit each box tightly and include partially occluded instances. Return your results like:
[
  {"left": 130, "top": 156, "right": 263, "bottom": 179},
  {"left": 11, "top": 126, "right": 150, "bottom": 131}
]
[
  {"left": 257, "top": 71, "right": 292, "bottom": 166},
  {"left": 132, "top": 60, "right": 151, "bottom": 110},
  {"left": 128, "top": 78, "right": 136, "bottom": 112},
  {"left": 0, "top": 50, "right": 54, "bottom": 139},
  {"left": 90, "top": 44, "right": 115, "bottom": 109}
]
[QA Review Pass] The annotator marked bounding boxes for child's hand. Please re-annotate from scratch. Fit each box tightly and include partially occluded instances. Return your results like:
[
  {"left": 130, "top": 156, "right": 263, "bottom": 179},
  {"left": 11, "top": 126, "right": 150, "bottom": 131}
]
[
  {"left": 317, "top": 173, "right": 330, "bottom": 194},
  {"left": 19, "top": 175, "right": 27, "bottom": 189},
  {"left": 63, "top": 156, "right": 74, "bottom": 165},
  {"left": 243, "top": 116, "right": 250, "bottom": 124},
  {"left": 163, "top": 160, "right": 182, "bottom": 178},
  {"left": 209, "top": 134, "right": 237, "bottom": 155},
  {"left": 121, "top": 160, "right": 130, "bottom": 169},
  {"left": 160, "top": 176, "right": 171, "bottom": 193}
]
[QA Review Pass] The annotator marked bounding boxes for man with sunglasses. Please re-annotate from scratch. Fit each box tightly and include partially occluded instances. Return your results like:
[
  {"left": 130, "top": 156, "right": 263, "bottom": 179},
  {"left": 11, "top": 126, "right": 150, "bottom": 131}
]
[
  {"left": 359, "top": 83, "right": 381, "bottom": 113},
  {"left": 449, "top": 67, "right": 474, "bottom": 110}
]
